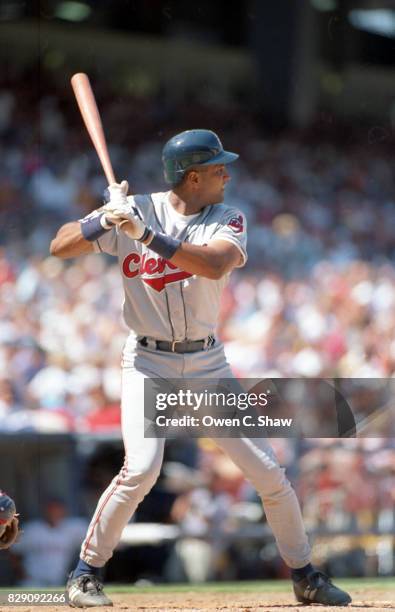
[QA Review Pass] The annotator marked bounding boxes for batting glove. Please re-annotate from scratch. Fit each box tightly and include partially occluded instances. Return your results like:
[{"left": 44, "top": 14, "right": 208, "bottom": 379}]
[
  {"left": 118, "top": 215, "right": 151, "bottom": 242},
  {"left": 103, "top": 180, "right": 129, "bottom": 215},
  {"left": 102, "top": 180, "right": 150, "bottom": 242}
]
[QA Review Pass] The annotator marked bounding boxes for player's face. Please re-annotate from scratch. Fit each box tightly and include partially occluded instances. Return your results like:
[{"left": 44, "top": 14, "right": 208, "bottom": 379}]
[{"left": 195, "top": 164, "right": 230, "bottom": 204}]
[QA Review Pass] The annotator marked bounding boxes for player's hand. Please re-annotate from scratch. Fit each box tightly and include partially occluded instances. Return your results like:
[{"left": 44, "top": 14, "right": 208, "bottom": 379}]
[
  {"left": 102, "top": 180, "right": 130, "bottom": 222},
  {"left": 102, "top": 180, "right": 135, "bottom": 226},
  {"left": 102, "top": 180, "right": 150, "bottom": 242},
  {"left": 118, "top": 214, "right": 150, "bottom": 241}
]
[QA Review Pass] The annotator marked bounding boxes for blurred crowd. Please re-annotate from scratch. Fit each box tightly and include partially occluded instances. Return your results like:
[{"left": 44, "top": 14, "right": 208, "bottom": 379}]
[{"left": 0, "top": 70, "right": 394, "bottom": 553}]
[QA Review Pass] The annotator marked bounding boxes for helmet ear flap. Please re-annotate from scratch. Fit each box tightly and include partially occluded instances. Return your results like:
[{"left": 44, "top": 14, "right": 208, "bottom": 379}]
[{"left": 163, "top": 159, "right": 184, "bottom": 185}]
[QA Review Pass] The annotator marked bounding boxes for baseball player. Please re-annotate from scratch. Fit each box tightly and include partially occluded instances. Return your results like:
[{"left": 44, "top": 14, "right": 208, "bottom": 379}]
[
  {"left": 0, "top": 491, "right": 19, "bottom": 550},
  {"left": 50, "top": 130, "right": 351, "bottom": 607}
]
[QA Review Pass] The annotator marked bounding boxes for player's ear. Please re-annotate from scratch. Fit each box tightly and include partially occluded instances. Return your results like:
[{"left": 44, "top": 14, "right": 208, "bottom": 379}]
[{"left": 187, "top": 170, "right": 199, "bottom": 186}]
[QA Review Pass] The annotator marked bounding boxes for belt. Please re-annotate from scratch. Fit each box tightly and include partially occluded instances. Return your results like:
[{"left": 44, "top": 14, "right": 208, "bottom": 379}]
[{"left": 138, "top": 336, "right": 215, "bottom": 353}]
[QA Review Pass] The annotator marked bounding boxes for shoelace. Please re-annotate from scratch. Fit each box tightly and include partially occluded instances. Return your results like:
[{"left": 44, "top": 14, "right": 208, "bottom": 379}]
[
  {"left": 80, "top": 575, "right": 103, "bottom": 593},
  {"left": 308, "top": 570, "right": 332, "bottom": 587}
]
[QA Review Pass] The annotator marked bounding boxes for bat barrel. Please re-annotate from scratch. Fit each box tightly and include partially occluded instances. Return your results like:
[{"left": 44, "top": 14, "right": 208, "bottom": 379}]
[{"left": 71, "top": 73, "right": 116, "bottom": 185}]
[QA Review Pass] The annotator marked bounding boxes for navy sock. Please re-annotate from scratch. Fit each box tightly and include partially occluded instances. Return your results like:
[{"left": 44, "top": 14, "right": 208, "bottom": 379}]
[
  {"left": 73, "top": 558, "right": 102, "bottom": 579},
  {"left": 291, "top": 563, "right": 314, "bottom": 582}
]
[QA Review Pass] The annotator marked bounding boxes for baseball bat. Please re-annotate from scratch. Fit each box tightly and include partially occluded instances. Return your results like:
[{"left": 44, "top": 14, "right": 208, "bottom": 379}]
[
  {"left": 71, "top": 73, "right": 116, "bottom": 185},
  {"left": 71, "top": 74, "right": 135, "bottom": 238}
]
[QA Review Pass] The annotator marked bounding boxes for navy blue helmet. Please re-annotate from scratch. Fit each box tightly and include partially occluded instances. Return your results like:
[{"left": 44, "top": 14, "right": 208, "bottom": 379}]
[
  {"left": 0, "top": 492, "right": 16, "bottom": 523},
  {"left": 162, "top": 129, "right": 239, "bottom": 186}
]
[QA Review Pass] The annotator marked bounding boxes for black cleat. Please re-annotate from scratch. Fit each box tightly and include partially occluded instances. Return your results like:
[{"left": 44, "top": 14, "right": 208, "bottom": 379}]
[
  {"left": 66, "top": 572, "right": 113, "bottom": 608},
  {"left": 293, "top": 570, "right": 352, "bottom": 606}
]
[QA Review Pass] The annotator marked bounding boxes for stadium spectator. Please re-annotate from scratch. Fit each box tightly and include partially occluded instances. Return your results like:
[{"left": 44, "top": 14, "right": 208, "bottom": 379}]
[{"left": 11, "top": 498, "right": 88, "bottom": 587}]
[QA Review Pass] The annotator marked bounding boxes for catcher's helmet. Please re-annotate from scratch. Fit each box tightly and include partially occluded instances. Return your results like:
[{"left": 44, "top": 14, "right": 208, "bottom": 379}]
[
  {"left": 162, "top": 129, "right": 238, "bottom": 186},
  {"left": 0, "top": 492, "right": 16, "bottom": 522}
]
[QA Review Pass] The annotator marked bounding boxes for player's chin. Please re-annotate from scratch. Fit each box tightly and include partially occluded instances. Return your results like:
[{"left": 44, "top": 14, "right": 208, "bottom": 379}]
[{"left": 211, "top": 190, "right": 225, "bottom": 204}]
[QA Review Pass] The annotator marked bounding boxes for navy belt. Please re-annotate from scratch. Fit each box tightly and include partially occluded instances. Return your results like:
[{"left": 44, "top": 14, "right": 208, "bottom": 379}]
[{"left": 138, "top": 336, "right": 215, "bottom": 353}]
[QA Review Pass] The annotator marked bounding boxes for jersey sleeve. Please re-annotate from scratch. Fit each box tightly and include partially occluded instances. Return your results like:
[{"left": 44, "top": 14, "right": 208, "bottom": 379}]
[
  {"left": 93, "top": 227, "right": 118, "bottom": 256},
  {"left": 210, "top": 209, "right": 248, "bottom": 267},
  {"left": 79, "top": 209, "right": 119, "bottom": 256}
]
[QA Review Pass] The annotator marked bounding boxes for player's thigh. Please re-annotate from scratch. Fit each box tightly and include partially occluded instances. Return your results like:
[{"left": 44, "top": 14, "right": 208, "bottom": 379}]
[
  {"left": 195, "top": 360, "right": 279, "bottom": 467},
  {"left": 185, "top": 342, "right": 234, "bottom": 378},
  {"left": 121, "top": 365, "right": 165, "bottom": 474},
  {"left": 212, "top": 435, "right": 279, "bottom": 476}
]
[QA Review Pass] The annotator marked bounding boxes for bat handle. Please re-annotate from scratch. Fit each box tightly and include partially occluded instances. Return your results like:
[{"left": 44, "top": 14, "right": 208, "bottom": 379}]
[{"left": 104, "top": 166, "right": 116, "bottom": 185}]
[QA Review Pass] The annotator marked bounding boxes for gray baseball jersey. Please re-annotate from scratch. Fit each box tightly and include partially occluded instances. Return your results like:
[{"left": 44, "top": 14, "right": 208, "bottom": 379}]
[{"left": 93, "top": 191, "right": 248, "bottom": 340}]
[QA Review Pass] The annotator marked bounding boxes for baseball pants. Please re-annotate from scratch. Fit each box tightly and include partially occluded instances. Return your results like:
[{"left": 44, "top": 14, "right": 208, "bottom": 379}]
[{"left": 80, "top": 334, "right": 311, "bottom": 569}]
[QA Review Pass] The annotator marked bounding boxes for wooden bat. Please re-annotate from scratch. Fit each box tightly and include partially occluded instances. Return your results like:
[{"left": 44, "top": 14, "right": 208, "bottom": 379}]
[
  {"left": 70, "top": 73, "right": 136, "bottom": 239},
  {"left": 71, "top": 73, "right": 116, "bottom": 185}
]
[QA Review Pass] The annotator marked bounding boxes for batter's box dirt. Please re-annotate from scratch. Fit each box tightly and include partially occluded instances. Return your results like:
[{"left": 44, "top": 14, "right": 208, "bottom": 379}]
[
  {"left": 107, "top": 590, "right": 395, "bottom": 611},
  {"left": 0, "top": 583, "right": 393, "bottom": 612}
]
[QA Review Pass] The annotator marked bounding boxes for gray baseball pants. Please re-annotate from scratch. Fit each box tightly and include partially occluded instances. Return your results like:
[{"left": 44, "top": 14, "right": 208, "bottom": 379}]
[{"left": 80, "top": 335, "right": 311, "bottom": 569}]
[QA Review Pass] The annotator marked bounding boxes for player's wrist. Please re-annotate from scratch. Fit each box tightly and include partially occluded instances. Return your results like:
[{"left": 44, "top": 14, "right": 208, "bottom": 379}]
[
  {"left": 139, "top": 227, "right": 154, "bottom": 244},
  {"left": 101, "top": 214, "right": 115, "bottom": 230},
  {"left": 80, "top": 212, "right": 114, "bottom": 242},
  {"left": 147, "top": 231, "right": 181, "bottom": 259}
]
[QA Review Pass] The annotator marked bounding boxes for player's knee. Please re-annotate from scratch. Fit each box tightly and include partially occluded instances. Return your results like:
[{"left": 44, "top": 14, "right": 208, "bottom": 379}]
[
  {"left": 257, "top": 465, "right": 293, "bottom": 502},
  {"left": 119, "top": 455, "right": 162, "bottom": 490}
]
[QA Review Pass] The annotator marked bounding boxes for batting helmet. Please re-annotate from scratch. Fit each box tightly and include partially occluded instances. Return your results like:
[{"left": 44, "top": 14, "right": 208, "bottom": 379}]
[{"left": 162, "top": 129, "right": 239, "bottom": 186}]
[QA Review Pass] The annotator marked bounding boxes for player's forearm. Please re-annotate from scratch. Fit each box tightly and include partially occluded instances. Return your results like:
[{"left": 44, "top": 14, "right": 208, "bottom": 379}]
[
  {"left": 121, "top": 218, "right": 240, "bottom": 279},
  {"left": 139, "top": 229, "right": 240, "bottom": 279},
  {"left": 169, "top": 243, "right": 233, "bottom": 280},
  {"left": 50, "top": 222, "right": 94, "bottom": 259}
]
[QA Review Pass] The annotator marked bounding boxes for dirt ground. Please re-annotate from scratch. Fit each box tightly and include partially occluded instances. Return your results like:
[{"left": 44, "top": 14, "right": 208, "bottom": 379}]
[{"left": 0, "top": 588, "right": 394, "bottom": 612}]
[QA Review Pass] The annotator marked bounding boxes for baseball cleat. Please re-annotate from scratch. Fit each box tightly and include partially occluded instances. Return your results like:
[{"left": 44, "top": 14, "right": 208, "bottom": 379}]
[
  {"left": 293, "top": 570, "right": 352, "bottom": 606},
  {"left": 66, "top": 573, "right": 113, "bottom": 608}
]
